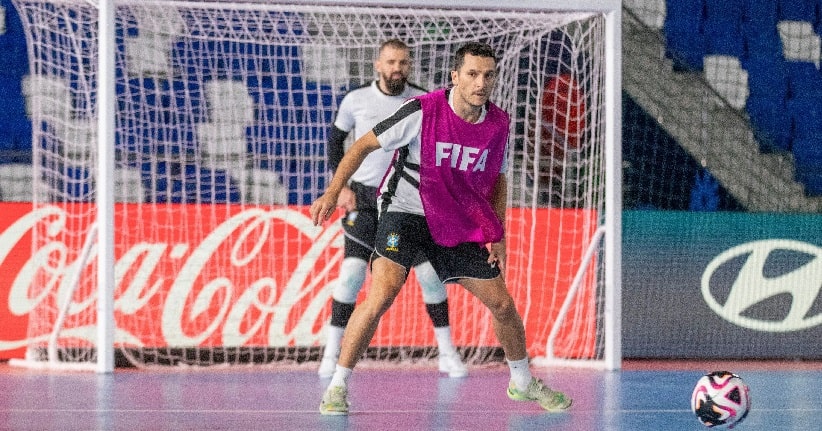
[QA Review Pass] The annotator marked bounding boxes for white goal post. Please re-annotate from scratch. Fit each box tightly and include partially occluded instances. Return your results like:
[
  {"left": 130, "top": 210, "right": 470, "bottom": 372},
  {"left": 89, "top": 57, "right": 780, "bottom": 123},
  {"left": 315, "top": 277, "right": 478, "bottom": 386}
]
[{"left": 10, "top": 0, "right": 621, "bottom": 372}]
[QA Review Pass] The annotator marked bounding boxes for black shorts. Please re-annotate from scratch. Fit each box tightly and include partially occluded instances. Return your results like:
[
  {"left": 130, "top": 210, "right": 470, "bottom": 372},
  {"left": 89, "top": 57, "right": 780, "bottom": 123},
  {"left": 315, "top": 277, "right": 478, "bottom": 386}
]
[
  {"left": 341, "top": 181, "right": 383, "bottom": 261},
  {"left": 373, "top": 211, "right": 501, "bottom": 283},
  {"left": 343, "top": 209, "right": 429, "bottom": 266},
  {"left": 341, "top": 209, "right": 378, "bottom": 261}
]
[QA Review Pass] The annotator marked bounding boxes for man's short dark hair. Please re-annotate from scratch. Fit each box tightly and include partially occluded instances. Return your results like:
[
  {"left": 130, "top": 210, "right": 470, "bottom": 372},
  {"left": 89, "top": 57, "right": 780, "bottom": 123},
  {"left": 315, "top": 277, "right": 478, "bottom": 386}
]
[
  {"left": 453, "top": 42, "right": 497, "bottom": 71},
  {"left": 379, "top": 38, "right": 410, "bottom": 53}
]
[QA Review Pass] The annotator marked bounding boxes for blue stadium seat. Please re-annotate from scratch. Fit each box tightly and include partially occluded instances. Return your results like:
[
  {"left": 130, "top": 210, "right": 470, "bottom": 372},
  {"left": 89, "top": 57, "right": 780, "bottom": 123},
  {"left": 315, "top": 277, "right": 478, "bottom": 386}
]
[
  {"left": 0, "top": 0, "right": 21, "bottom": 33},
  {"left": 740, "top": 0, "right": 784, "bottom": 60},
  {"left": 0, "top": 76, "right": 25, "bottom": 115},
  {"left": 143, "top": 161, "right": 241, "bottom": 203},
  {"left": 792, "top": 135, "right": 822, "bottom": 162},
  {"left": 304, "top": 82, "right": 339, "bottom": 124},
  {"left": 245, "top": 125, "right": 281, "bottom": 160},
  {"left": 282, "top": 159, "right": 326, "bottom": 205},
  {"left": 665, "top": 0, "right": 705, "bottom": 25},
  {"left": 703, "top": 5, "right": 744, "bottom": 59},
  {"left": 689, "top": 169, "right": 721, "bottom": 211},
  {"left": 0, "top": 74, "right": 29, "bottom": 153},
  {"left": 705, "top": 0, "right": 744, "bottom": 29},
  {"left": 743, "top": 0, "right": 780, "bottom": 26},
  {"left": 778, "top": 0, "right": 819, "bottom": 21},
  {"left": 791, "top": 136, "right": 822, "bottom": 195},
  {"left": 665, "top": 32, "right": 706, "bottom": 71},
  {"left": 126, "top": 77, "right": 169, "bottom": 106},
  {"left": 745, "top": 95, "right": 792, "bottom": 152},
  {"left": 742, "top": 26, "right": 784, "bottom": 60},
  {"left": 116, "top": 78, "right": 198, "bottom": 156},
  {"left": 784, "top": 61, "right": 822, "bottom": 97},
  {"left": 59, "top": 165, "right": 92, "bottom": 202},
  {"left": 704, "top": 27, "right": 746, "bottom": 57},
  {"left": 0, "top": 0, "right": 32, "bottom": 163},
  {"left": 172, "top": 41, "right": 303, "bottom": 83},
  {"left": 795, "top": 170, "right": 822, "bottom": 195},
  {"left": 786, "top": 95, "right": 822, "bottom": 139},
  {"left": 0, "top": 117, "right": 27, "bottom": 152},
  {"left": 742, "top": 57, "right": 789, "bottom": 98},
  {"left": 153, "top": 37, "right": 328, "bottom": 207},
  {"left": 0, "top": 38, "right": 28, "bottom": 77},
  {"left": 170, "top": 79, "right": 204, "bottom": 124},
  {"left": 2, "top": 117, "right": 32, "bottom": 152},
  {"left": 796, "top": 170, "right": 822, "bottom": 195},
  {"left": 664, "top": 0, "right": 706, "bottom": 70},
  {"left": 703, "top": 0, "right": 745, "bottom": 58}
]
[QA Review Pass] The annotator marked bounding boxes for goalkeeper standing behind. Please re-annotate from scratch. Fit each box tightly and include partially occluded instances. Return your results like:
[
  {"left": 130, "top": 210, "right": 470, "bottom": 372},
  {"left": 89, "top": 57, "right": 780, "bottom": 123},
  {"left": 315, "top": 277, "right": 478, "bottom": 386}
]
[{"left": 318, "top": 39, "right": 467, "bottom": 379}]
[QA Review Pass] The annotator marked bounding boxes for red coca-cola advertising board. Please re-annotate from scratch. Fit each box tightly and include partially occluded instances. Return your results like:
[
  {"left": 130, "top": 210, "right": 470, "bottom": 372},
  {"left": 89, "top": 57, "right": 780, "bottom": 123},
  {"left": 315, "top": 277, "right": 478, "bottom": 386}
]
[{"left": 0, "top": 202, "right": 597, "bottom": 360}]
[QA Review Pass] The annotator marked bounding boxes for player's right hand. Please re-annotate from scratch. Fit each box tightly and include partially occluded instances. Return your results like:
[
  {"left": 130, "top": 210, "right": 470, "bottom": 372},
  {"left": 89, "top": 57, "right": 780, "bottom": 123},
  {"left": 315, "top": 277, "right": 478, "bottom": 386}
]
[{"left": 310, "top": 192, "right": 338, "bottom": 226}]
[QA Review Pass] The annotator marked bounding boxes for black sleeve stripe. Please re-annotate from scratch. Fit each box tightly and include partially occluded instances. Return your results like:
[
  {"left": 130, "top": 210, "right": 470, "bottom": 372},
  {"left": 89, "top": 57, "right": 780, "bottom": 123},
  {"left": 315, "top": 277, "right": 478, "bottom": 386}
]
[
  {"left": 380, "top": 147, "right": 406, "bottom": 213},
  {"left": 327, "top": 125, "right": 349, "bottom": 172},
  {"left": 403, "top": 161, "right": 420, "bottom": 171},
  {"left": 373, "top": 98, "right": 422, "bottom": 137}
]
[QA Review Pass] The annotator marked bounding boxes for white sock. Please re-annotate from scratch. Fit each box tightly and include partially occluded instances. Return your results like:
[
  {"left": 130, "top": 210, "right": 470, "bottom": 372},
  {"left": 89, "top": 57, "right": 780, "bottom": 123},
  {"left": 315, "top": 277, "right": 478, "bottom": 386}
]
[
  {"left": 434, "top": 326, "right": 457, "bottom": 356},
  {"left": 329, "top": 365, "right": 352, "bottom": 389},
  {"left": 506, "top": 357, "right": 532, "bottom": 391},
  {"left": 323, "top": 325, "right": 345, "bottom": 359}
]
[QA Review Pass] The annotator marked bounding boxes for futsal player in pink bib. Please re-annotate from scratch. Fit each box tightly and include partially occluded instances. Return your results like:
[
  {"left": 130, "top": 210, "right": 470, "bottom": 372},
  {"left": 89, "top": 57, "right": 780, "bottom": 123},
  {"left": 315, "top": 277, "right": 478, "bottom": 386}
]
[
  {"left": 311, "top": 42, "right": 572, "bottom": 416},
  {"left": 318, "top": 39, "right": 467, "bottom": 380}
]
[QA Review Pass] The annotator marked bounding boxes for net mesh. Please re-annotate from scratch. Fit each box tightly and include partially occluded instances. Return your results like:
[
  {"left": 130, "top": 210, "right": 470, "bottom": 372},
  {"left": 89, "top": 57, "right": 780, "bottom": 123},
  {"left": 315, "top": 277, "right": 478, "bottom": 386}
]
[{"left": 12, "top": 0, "right": 609, "bottom": 368}]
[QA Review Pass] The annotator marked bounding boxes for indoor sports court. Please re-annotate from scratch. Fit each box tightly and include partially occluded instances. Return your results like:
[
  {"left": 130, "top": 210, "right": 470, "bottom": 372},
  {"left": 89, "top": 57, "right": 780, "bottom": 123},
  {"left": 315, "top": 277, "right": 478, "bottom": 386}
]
[
  {"left": 1, "top": 360, "right": 820, "bottom": 430},
  {"left": 1, "top": 0, "right": 820, "bottom": 430}
]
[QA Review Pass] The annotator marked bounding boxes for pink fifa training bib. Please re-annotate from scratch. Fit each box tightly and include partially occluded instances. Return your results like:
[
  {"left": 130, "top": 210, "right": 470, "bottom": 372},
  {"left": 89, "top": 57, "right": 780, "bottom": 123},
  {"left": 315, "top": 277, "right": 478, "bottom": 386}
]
[{"left": 417, "top": 89, "right": 509, "bottom": 246}]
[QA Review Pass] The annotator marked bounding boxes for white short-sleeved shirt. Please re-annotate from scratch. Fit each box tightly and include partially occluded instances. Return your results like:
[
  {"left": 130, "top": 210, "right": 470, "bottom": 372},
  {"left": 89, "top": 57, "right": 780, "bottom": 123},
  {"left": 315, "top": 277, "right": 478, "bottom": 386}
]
[{"left": 334, "top": 81, "right": 426, "bottom": 187}]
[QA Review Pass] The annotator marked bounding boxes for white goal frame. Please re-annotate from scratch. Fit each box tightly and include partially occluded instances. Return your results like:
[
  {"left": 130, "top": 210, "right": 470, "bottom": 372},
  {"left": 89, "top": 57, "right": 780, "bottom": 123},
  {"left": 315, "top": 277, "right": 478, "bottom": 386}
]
[
  {"left": 13, "top": 0, "right": 622, "bottom": 373},
  {"left": 301, "top": 0, "right": 624, "bottom": 372}
]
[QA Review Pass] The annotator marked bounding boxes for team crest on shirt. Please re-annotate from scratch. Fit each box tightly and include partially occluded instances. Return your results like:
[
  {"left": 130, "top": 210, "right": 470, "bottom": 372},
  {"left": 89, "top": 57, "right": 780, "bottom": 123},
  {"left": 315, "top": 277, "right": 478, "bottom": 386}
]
[{"left": 385, "top": 233, "right": 400, "bottom": 252}]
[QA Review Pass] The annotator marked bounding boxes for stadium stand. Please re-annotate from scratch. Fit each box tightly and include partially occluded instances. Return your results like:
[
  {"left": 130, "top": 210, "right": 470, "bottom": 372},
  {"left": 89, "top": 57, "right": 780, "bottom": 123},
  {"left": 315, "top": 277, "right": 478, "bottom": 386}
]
[
  {"left": 1, "top": 0, "right": 820, "bottom": 201},
  {"left": 0, "top": 1, "right": 334, "bottom": 204},
  {"left": 658, "top": 0, "right": 822, "bottom": 196}
]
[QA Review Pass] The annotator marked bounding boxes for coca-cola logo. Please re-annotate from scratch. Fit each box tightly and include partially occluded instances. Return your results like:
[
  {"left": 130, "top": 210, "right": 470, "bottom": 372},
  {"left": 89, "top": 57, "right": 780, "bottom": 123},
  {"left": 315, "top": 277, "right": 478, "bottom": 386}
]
[
  {"left": 0, "top": 204, "right": 595, "bottom": 359},
  {"left": 0, "top": 204, "right": 345, "bottom": 350}
]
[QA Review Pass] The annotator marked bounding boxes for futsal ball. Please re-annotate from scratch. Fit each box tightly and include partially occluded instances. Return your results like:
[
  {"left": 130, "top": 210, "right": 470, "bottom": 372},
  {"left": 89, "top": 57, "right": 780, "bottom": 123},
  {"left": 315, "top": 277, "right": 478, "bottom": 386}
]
[{"left": 691, "top": 371, "right": 751, "bottom": 429}]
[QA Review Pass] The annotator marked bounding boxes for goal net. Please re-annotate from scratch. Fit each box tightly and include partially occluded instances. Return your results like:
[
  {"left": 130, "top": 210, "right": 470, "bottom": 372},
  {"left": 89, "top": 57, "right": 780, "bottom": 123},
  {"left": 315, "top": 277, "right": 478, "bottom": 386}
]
[{"left": 11, "top": 0, "right": 619, "bottom": 370}]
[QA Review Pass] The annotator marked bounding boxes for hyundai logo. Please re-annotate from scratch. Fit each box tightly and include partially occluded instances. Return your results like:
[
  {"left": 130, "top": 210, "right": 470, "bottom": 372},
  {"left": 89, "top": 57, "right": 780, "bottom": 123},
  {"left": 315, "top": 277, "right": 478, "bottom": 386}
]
[{"left": 701, "top": 240, "right": 822, "bottom": 332}]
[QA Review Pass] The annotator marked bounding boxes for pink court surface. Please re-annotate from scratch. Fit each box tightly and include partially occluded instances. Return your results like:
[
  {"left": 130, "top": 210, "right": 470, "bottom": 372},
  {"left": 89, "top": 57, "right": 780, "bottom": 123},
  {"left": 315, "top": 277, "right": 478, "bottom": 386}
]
[{"left": 0, "top": 359, "right": 820, "bottom": 430}]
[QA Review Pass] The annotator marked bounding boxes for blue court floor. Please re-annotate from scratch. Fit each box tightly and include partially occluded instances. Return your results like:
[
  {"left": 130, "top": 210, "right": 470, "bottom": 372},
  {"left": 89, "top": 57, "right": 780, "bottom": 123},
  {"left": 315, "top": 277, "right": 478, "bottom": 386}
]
[{"left": 0, "top": 360, "right": 819, "bottom": 430}]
